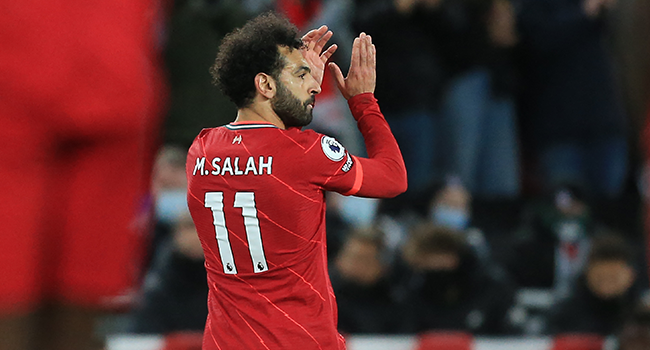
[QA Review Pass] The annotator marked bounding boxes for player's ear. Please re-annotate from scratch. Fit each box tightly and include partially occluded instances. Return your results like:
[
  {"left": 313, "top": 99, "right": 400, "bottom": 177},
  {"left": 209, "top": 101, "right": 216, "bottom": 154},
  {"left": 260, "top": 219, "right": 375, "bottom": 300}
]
[{"left": 255, "top": 73, "right": 276, "bottom": 99}]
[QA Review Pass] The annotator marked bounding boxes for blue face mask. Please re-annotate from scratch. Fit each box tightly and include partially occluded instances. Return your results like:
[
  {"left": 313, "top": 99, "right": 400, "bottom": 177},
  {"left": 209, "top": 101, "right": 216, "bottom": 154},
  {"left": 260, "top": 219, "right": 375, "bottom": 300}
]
[
  {"left": 431, "top": 206, "right": 469, "bottom": 231},
  {"left": 337, "top": 195, "right": 380, "bottom": 228},
  {"left": 155, "top": 189, "right": 189, "bottom": 223}
]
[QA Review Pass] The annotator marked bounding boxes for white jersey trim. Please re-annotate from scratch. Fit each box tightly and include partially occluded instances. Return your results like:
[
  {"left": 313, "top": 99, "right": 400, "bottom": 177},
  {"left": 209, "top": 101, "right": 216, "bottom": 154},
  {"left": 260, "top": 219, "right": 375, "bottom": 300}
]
[{"left": 225, "top": 124, "right": 279, "bottom": 130}]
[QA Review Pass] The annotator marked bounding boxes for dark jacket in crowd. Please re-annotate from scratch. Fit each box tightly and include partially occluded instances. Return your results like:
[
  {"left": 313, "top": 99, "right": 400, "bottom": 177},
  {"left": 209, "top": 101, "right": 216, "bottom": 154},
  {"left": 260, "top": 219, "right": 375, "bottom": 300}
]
[
  {"left": 546, "top": 275, "right": 642, "bottom": 335},
  {"left": 415, "top": 0, "right": 515, "bottom": 93},
  {"left": 354, "top": 1, "right": 445, "bottom": 115},
  {"left": 397, "top": 251, "right": 517, "bottom": 335},
  {"left": 129, "top": 239, "right": 209, "bottom": 334},
  {"left": 516, "top": 0, "right": 627, "bottom": 146},
  {"left": 503, "top": 200, "right": 594, "bottom": 288},
  {"left": 330, "top": 267, "right": 405, "bottom": 334}
]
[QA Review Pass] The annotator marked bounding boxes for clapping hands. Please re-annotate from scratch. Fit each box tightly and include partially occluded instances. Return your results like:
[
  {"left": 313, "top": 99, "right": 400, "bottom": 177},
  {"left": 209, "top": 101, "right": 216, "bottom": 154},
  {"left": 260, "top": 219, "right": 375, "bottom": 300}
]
[
  {"left": 301, "top": 25, "right": 337, "bottom": 86},
  {"left": 301, "top": 28, "right": 377, "bottom": 100},
  {"left": 328, "top": 33, "right": 376, "bottom": 100}
]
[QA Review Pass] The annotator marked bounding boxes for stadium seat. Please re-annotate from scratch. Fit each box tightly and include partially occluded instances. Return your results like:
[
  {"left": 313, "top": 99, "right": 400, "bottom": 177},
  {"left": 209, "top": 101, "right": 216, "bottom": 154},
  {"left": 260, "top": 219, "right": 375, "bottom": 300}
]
[
  {"left": 415, "top": 331, "right": 473, "bottom": 350},
  {"left": 551, "top": 334, "right": 604, "bottom": 350},
  {"left": 162, "top": 332, "right": 203, "bottom": 350}
]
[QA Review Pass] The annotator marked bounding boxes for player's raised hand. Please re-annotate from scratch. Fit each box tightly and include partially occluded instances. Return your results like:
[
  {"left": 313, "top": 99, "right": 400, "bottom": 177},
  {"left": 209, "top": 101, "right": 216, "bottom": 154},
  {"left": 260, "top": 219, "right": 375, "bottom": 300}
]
[
  {"left": 328, "top": 32, "right": 376, "bottom": 100},
  {"left": 301, "top": 25, "right": 338, "bottom": 85}
]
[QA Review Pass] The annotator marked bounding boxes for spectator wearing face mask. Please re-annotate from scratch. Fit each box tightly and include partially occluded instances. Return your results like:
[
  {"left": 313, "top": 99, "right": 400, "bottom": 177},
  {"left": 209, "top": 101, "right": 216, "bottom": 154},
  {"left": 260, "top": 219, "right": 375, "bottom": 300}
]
[
  {"left": 152, "top": 145, "right": 189, "bottom": 225},
  {"left": 128, "top": 211, "right": 208, "bottom": 334},
  {"left": 428, "top": 179, "right": 491, "bottom": 263},
  {"left": 545, "top": 234, "right": 644, "bottom": 335},
  {"left": 396, "top": 224, "right": 517, "bottom": 334},
  {"left": 147, "top": 145, "right": 190, "bottom": 269},
  {"left": 329, "top": 227, "right": 404, "bottom": 334}
]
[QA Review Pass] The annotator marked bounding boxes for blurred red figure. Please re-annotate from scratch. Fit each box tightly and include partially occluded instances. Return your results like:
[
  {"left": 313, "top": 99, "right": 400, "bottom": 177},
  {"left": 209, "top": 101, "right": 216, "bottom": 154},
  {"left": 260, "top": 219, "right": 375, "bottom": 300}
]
[{"left": 0, "top": 0, "right": 165, "bottom": 349}]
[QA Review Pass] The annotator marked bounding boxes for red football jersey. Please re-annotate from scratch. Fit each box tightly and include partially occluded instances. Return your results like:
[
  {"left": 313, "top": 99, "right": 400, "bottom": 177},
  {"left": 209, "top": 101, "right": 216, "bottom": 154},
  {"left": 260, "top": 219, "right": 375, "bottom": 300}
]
[{"left": 186, "top": 93, "right": 406, "bottom": 350}]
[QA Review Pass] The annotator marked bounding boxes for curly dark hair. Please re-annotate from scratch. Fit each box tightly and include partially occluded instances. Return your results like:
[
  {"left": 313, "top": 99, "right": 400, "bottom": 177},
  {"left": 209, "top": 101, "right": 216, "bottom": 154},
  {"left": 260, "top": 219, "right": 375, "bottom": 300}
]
[{"left": 210, "top": 12, "right": 303, "bottom": 108}]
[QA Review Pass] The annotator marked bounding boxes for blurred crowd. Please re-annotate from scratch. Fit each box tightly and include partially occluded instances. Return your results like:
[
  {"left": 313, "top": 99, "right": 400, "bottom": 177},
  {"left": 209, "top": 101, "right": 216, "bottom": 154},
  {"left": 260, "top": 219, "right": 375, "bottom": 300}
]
[{"left": 121, "top": 0, "right": 650, "bottom": 344}]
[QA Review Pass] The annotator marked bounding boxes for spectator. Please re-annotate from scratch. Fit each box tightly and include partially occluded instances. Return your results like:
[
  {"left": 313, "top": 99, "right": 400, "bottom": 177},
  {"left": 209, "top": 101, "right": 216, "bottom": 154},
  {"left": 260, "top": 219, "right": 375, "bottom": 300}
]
[
  {"left": 145, "top": 145, "right": 192, "bottom": 271},
  {"left": 428, "top": 179, "right": 491, "bottom": 262},
  {"left": 504, "top": 186, "right": 597, "bottom": 296},
  {"left": 430, "top": 0, "right": 521, "bottom": 199},
  {"left": 516, "top": 0, "right": 628, "bottom": 199},
  {"left": 153, "top": 144, "right": 190, "bottom": 225},
  {"left": 330, "top": 227, "right": 403, "bottom": 334},
  {"left": 355, "top": 0, "right": 446, "bottom": 210},
  {"left": 546, "top": 234, "right": 643, "bottom": 335},
  {"left": 429, "top": 179, "right": 472, "bottom": 232},
  {"left": 397, "top": 224, "right": 516, "bottom": 334},
  {"left": 128, "top": 212, "right": 208, "bottom": 334}
]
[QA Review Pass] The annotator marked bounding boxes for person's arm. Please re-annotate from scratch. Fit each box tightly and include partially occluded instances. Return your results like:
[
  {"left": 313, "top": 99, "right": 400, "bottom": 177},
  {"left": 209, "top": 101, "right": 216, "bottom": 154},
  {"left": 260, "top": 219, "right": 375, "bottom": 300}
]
[
  {"left": 346, "top": 93, "right": 407, "bottom": 197},
  {"left": 329, "top": 33, "right": 407, "bottom": 198}
]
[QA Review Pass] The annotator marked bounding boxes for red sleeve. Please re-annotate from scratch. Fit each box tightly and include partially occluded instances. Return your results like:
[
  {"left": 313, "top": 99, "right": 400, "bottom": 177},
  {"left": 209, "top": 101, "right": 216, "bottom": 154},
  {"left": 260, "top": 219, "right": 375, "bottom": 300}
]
[{"left": 345, "top": 93, "right": 407, "bottom": 198}]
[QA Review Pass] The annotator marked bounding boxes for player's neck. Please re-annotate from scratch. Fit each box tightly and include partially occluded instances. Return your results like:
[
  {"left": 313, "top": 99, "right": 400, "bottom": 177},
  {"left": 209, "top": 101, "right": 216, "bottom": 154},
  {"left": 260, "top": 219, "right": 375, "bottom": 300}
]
[{"left": 235, "top": 101, "right": 286, "bottom": 129}]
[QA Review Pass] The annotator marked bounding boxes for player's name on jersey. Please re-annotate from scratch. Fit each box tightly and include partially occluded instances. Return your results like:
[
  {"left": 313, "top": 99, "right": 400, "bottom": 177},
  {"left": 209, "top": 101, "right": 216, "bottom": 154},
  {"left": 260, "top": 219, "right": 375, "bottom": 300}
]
[{"left": 192, "top": 156, "right": 272, "bottom": 177}]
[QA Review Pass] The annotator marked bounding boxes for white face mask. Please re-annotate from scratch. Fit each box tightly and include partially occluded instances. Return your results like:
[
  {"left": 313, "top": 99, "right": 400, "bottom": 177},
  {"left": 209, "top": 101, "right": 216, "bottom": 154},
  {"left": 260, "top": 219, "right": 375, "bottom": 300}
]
[
  {"left": 155, "top": 189, "right": 189, "bottom": 223},
  {"left": 337, "top": 195, "right": 380, "bottom": 228},
  {"left": 430, "top": 206, "right": 470, "bottom": 231}
]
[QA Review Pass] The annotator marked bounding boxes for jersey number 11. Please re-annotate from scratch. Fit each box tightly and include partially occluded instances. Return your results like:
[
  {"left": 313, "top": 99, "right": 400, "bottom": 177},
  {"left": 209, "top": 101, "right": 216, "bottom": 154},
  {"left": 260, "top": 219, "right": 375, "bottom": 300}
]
[{"left": 204, "top": 192, "right": 269, "bottom": 274}]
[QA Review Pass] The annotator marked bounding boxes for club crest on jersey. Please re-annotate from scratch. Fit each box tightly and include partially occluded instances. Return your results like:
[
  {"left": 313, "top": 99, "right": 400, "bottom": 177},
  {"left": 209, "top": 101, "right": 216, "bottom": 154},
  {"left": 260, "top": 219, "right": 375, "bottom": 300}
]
[{"left": 321, "top": 136, "right": 346, "bottom": 162}]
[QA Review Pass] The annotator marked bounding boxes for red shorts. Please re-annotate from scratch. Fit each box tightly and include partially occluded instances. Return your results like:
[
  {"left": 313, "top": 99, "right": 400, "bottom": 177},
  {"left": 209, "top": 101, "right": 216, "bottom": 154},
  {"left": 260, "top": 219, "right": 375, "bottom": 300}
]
[
  {"left": 0, "top": 104, "right": 161, "bottom": 315},
  {"left": 0, "top": 68, "right": 164, "bottom": 317},
  {"left": 0, "top": 0, "right": 165, "bottom": 316},
  {"left": 0, "top": 99, "right": 159, "bottom": 316}
]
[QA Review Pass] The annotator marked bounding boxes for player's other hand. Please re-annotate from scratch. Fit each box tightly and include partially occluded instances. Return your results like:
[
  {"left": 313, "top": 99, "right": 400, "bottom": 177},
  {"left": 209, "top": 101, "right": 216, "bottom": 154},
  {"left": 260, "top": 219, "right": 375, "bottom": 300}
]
[
  {"left": 329, "top": 32, "right": 376, "bottom": 100},
  {"left": 301, "top": 25, "right": 337, "bottom": 86}
]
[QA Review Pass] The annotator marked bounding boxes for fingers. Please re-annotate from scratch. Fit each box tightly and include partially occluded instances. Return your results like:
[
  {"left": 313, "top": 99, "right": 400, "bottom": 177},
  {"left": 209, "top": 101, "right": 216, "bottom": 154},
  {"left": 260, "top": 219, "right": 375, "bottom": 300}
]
[
  {"left": 321, "top": 44, "right": 338, "bottom": 62},
  {"left": 302, "top": 25, "right": 327, "bottom": 42},
  {"left": 301, "top": 28, "right": 319, "bottom": 48},
  {"left": 352, "top": 33, "right": 374, "bottom": 70},
  {"left": 366, "top": 34, "right": 376, "bottom": 69},
  {"left": 359, "top": 33, "right": 368, "bottom": 67},
  {"left": 351, "top": 36, "right": 361, "bottom": 70},
  {"left": 328, "top": 62, "right": 347, "bottom": 98},
  {"left": 313, "top": 30, "right": 333, "bottom": 54},
  {"left": 302, "top": 25, "right": 330, "bottom": 53},
  {"left": 348, "top": 34, "right": 373, "bottom": 79},
  {"left": 353, "top": 33, "right": 376, "bottom": 96},
  {"left": 370, "top": 42, "right": 376, "bottom": 70}
]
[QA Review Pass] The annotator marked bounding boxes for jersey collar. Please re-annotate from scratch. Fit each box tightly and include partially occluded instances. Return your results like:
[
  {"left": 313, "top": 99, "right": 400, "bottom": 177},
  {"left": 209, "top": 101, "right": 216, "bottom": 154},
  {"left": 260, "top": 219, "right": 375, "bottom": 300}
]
[{"left": 225, "top": 121, "right": 280, "bottom": 130}]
